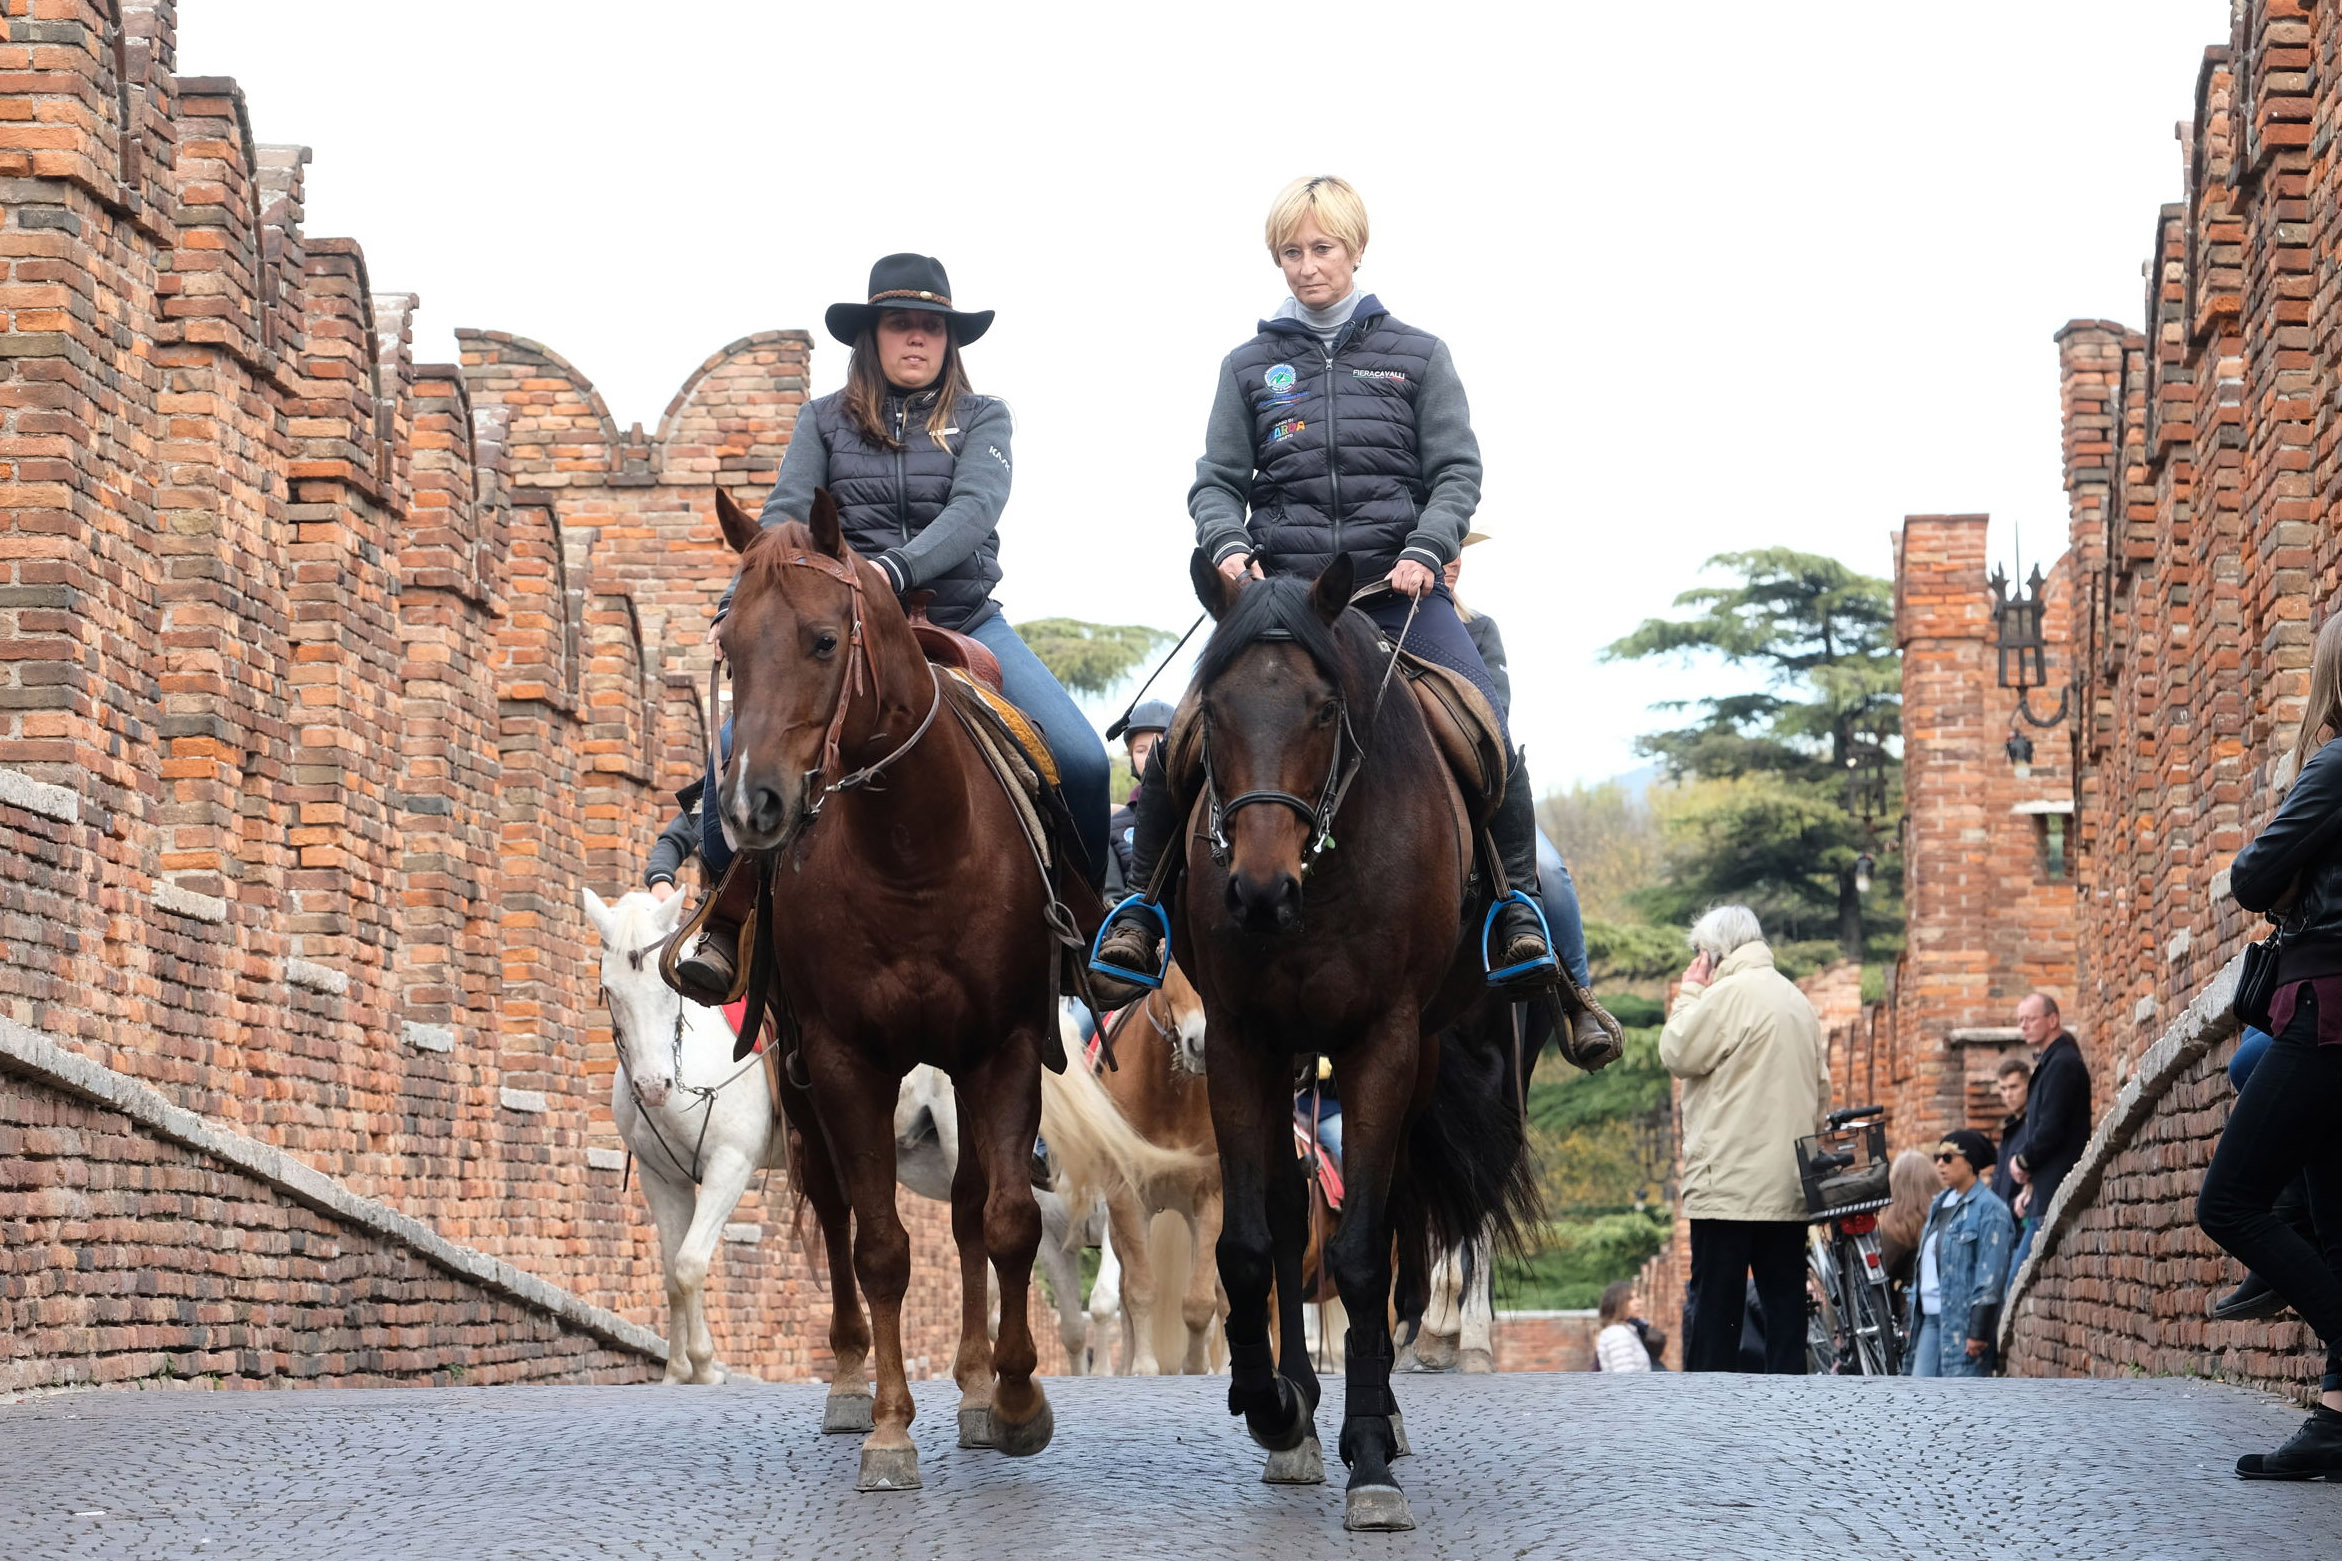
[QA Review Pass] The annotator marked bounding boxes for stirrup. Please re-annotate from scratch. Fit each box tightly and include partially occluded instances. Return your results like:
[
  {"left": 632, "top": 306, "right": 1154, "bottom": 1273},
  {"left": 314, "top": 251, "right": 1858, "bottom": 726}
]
[
  {"left": 1088, "top": 895, "right": 1170, "bottom": 992},
  {"left": 1481, "top": 889, "right": 1559, "bottom": 991}
]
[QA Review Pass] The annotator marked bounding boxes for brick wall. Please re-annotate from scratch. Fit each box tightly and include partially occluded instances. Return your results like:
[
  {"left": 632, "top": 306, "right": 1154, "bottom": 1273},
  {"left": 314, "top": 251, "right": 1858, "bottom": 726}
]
[
  {"left": 1491, "top": 1310, "right": 1600, "bottom": 1373},
  {"left": 0, "top": 1, "right": 1057, "bottom": 1389},
  {"left": 1896, "top": 4, "right": 2337, "bottom": 1398}
]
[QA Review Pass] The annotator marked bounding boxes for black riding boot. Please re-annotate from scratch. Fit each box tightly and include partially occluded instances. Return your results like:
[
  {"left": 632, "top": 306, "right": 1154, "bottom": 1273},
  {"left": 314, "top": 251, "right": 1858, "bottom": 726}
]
[
  {"left": 673, "top": 855, "right": 758, "bottom": 1005},
  {"left": 1091, "top": 748, "right": 1178, "bottom": 1001},
  {"left": 1486, "top": 749, "right": 1558, "bottom": 994}
]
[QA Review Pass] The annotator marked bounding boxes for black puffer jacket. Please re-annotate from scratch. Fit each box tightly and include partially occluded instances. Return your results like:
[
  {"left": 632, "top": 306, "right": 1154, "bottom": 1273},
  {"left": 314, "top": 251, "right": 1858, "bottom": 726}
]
[
  {"left": 754, "top": 386, "right": 1015, "bottom": 633},
  {"left": 1190, "top": 295, "right": 1483, "bottom": 587},
  {"left": 2232, "top": 736, "right": 2342, "bottom": 978}
]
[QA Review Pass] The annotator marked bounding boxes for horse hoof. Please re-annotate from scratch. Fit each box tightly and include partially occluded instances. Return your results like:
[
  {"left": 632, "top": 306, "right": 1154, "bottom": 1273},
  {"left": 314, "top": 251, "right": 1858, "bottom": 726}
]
[
  {"left": 1389, "top": 1410, "right": 1411, "bottom": 1458},
  {"left": 992, "top": 1399, "right": 1055, "bottom": 1458},
  {"left": 1344, "top": 1484, "right": 1416, "bottom": 1532},
  {"left": 1261, "top": 1435, "right": 1325, "bottom": 1485},
  {"left": 822, "top": 1392, "right": 875, "bottom": 1434},
  {"left": 957, "top": 1405, "right": 995, "bottom": 1449},
  {"left": 1459, "top": 1347, "right": 1495, "bottom": 1375},
  {"left": 855, "top": 1445, "right": 922, "bottom": 1492}
]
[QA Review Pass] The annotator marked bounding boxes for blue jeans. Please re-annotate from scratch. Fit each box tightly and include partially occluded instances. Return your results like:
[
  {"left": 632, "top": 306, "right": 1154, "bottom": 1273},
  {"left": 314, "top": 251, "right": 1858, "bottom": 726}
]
[
  {"left": 1909, "top": 1314, "right": 1942, "bottom": 1377},
  {"left": 971, "top": 612, "right": 1111, "bottom": 891},
  {"left": 1536, "top": 830, "right": 1592, "bottom": 988},
  {"left": 2231, "top": 1025, "right": 2274, "bottom": 1090}
]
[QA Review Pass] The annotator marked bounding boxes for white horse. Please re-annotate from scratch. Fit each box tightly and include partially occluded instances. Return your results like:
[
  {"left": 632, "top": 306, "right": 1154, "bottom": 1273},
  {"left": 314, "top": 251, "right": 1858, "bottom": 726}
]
[
  {"left": 586, "top": 886, "right": 779, "bottom": 1384},
  {"left": 586, "top": 887, "right": 1197, "bottom": 1383}
]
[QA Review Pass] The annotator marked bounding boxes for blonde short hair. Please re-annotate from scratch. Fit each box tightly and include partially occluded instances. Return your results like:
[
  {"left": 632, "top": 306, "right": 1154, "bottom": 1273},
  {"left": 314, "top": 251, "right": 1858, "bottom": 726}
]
[{"left": 1265, "top": 175, "right": 1369, "bottom": 260}]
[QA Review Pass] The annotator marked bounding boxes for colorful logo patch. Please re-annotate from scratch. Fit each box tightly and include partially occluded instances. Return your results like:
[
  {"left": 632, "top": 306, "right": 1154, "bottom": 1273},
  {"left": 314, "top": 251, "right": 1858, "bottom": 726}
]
[
  {"left": 1271, "top": 418, "right": 1307, "bottom": 442},
  {"left": 1264, "top": 363, "right": 1297, "bottom": 393}
]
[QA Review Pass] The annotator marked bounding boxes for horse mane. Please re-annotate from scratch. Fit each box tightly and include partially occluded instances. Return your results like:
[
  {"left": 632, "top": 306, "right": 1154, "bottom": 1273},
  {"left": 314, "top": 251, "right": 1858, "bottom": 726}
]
[
  {"left": 1193, "top": 576, "right": 1375, "bottom": 710},
  {"left": 733, "top": 520, "right": 862, "bottom": 596}
]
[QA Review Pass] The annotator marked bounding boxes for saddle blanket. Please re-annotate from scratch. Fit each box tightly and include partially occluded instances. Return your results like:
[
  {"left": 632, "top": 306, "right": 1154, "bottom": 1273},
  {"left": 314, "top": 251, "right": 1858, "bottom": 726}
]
[{"left": 946, "top": 669, "right": 1059, "bottom": 789}]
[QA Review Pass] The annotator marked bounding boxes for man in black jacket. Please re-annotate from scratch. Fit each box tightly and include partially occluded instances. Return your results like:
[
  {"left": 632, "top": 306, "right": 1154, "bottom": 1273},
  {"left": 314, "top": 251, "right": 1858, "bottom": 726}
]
[{"left": 2011, "top": 993, "right": 2091, "bottom": 1272}]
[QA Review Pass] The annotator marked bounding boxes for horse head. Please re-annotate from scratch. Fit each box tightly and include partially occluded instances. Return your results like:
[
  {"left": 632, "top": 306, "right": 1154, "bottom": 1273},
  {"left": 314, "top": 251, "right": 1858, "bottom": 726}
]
[
  {"left": 583, "top": 886, "right": 688, "bottom": 1108},
  {"left": 1188, "top": 549, "right": 1360, "bottom": 932},
  {"left": 712, "top": 486, "right": 916, "bottom": 853},
  {"left": 1162, "top": 960, "right": 1209, "bottom": 1076}
]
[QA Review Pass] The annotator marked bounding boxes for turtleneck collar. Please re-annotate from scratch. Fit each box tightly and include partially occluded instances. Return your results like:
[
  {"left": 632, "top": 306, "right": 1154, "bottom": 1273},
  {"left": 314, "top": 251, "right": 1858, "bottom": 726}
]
[{"left": 1272, "top": 286, "right": 1365, "bottom": 345}]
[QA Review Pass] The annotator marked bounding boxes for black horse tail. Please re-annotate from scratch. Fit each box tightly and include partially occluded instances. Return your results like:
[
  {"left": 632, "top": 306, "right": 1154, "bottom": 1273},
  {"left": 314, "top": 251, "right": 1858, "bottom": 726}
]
[{"left": 1391, "top": 995, "right": 1548, "bottom": 1286}]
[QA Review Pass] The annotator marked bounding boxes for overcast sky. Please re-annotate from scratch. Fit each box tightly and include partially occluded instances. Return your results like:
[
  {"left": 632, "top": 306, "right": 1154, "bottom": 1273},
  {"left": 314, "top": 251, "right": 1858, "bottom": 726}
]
[{"left": 180, "top": 0, "right": 2231, "bottom": 788}]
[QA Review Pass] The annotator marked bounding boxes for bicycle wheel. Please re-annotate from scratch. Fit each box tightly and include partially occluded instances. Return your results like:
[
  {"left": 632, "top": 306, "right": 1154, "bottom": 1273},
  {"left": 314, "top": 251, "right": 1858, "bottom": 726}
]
[
  {"left": 1805, "top": 1232, "right": 1844, "bottom": 1374},
  {"left": 1847, "top": 1253, "right": 1900, "bottom": 1376}
]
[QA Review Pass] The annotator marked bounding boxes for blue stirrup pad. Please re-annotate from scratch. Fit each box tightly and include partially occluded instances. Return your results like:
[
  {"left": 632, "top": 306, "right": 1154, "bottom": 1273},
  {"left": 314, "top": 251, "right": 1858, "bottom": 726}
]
[
  {"left": 1089, "top": 895, "right": 1171, "bottom": 991},
  {"left": 1482, "top": 889, "right": 1559, "bottom": 986}
]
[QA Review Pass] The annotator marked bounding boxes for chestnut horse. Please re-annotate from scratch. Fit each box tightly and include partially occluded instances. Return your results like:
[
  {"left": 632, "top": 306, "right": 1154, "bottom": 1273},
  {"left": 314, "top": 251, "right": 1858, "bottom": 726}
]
[
  {"left": 1175, "top": 554, "right": 1555, "bottom": 1532},
  {"left": 710, "top": 488, "right": 1098, "bottom": 1492}
]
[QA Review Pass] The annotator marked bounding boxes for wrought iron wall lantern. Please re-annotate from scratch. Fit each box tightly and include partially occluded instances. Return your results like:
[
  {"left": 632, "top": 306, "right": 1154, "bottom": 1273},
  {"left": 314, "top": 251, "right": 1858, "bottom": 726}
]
[{"left": 1991, "top": 561, "right": 2070, "bottom": 776}]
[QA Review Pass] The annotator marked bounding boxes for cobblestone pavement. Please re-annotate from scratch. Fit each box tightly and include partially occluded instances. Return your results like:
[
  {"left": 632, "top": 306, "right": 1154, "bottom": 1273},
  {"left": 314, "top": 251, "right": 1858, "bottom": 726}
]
[{"left": 0, "top": 1372, "right": 2333, "bottom": 1559}]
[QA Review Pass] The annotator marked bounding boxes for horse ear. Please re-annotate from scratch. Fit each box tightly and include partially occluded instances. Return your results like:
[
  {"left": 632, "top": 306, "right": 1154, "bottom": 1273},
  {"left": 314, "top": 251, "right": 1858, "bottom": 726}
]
[
  {"left": 810, "top": 487, "right": 847, "bottom": 559},
  {"left": 581, "top": 887, "right": 615, "bottom": 940},
  {"left": 714, "top": 489, "right": 761, "bottom": 555},
  {"left": 1190, "top": 548, "right": 1240, "bottom": 620},
  {"left": 1310, "top": 553, "right": 1355, "bottom": 624},
  {"left": 652, "top": 887, "right": 688, "bottom": 932}
]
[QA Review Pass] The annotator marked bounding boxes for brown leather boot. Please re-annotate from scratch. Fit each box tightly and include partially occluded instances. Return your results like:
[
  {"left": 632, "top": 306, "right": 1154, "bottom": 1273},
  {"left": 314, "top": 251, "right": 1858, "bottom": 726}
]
[
  {"left": 672, "top": 857, "right": 759, "bottom": 1005},
  {"left": 1558, "top": 980, "right": 1625, "bottom": 1070}
]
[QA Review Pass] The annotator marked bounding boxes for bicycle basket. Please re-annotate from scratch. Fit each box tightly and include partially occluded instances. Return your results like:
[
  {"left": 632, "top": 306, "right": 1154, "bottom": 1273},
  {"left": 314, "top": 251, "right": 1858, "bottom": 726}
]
[{"left": 1795, "top": 1116, "right": 1891, "bottom": 1217}]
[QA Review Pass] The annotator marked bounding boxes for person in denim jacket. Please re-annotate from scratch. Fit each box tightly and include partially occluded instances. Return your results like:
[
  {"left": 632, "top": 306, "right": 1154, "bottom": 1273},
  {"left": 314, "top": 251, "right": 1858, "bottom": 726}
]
[{"left": 1903, "top": 1129, "right": 2018, "bottom": 1378}]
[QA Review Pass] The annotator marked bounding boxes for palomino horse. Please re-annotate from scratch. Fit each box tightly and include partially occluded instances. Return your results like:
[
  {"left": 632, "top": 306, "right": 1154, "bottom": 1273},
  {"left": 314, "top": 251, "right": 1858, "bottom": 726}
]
[
  {"left": 590, "top": 888, "right": 1165, "bottom": 1383},
  {"left": 1175, "top": 554, "right": 1567, "bottom": 1532},
  {"left": 1093, "top": 963, "right": 1227, "bottom": 1375},
  {"left": 710, "top": 488, "right": 1102, "bottom": 1492}
]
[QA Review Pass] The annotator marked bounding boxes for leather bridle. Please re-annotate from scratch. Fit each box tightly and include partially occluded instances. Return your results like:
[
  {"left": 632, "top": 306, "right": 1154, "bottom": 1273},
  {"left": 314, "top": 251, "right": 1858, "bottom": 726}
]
[
  {"left": 726, "top": 549, "right": 942, "bottom": 844},
  {"left": 1199, "top": 592, "right": 1420, "bottom": 876}
]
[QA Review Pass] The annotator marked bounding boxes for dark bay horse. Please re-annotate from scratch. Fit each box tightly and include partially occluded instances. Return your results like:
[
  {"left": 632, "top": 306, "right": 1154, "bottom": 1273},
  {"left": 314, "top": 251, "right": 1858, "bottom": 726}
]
[
  {"left": 1175, "top": 552, "right": 1548, "bottom": 1532},
  {"left": 711, "top": 487, "right": 1091, "bottom": 1491}
]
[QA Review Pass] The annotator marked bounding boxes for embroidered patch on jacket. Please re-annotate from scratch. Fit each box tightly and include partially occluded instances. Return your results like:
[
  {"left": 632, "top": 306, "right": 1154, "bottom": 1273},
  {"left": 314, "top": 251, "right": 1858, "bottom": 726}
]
[
  {"left": 1351, "top": 369, "right": 1409, "bottom": 382},
  {"left": 1270, "top": 418, "right": 1307, "bottom": 442},
  {"left": 1265, "top": 364, "right": 1297, "bottom": 392}
]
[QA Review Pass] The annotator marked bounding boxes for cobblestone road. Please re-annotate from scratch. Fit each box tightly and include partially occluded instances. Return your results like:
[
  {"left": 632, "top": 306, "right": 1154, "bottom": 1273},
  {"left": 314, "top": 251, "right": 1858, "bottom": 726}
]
[{"left": 0, "top": 1372, "right": 2332, "bottom": 1559}]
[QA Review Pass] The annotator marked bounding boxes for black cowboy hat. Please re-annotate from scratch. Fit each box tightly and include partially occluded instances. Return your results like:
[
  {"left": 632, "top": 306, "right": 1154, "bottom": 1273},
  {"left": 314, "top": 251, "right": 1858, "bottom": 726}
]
[{"left": 824, "top": 253, "right": 994, "bottom": 346}]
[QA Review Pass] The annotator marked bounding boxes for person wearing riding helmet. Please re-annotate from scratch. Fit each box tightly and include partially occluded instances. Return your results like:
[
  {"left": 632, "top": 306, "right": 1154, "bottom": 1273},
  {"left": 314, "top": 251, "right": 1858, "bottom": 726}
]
[
  {"left": 1093, "top": 175, "right": 1561, "bottom": 1004},
  {"left": 673, "top": 254, "right": 1112, "bottom": 1003},
  {"left": 1107, "top": 698, "right": 1176, "bottom": 895}
]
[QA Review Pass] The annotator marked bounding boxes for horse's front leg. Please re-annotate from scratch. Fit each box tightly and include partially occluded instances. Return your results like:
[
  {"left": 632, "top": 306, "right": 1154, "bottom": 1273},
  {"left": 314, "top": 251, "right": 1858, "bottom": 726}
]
[
  {"left": 947, "top": 1087, "right": 997, "bottom": 1447},
  {"left": 782, "top": 1110, "right": 873, "bottom": 1433},
  {"left": 1180, "top": 1184, "right": 1225, "bottom": 1374},
  {"left": 808, "top": 1041, "right": 922, "bottom": 1490},
  {"left": 1459, "top": 1226, "right": 1497, "bottom": 1373},
  {"left": 954, "top": 1023, "right": 1054, "bottom": 1456},
  {"left": 669, "top": 1140, "right": 760, "bottom": 1384},
  {"left": 1034, "top": 1191, "right": 1094, "bottom": 1377},
  {"left": 1208, "top": 1029, "right": 1320, "bottom": 1483},
  {"left": 1326, "top": 1019, "right": 1419, "bottom": 1532},
  {"left": 634, "top": 1160, "right": 700, "bottom": 1385},
  {"left": 1105, "top": 1183, "right": 1162, "bottom": 1375},
  {"left": 1089, "top": 1222, "right": 1127, "bottom": 1375}
]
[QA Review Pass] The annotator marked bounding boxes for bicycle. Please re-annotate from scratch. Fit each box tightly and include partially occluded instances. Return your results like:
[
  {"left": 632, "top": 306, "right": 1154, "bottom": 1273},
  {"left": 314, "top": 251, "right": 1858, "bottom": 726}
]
[{"left": 1796, "top": 1105, "right": 1903, "bottom": 1376}]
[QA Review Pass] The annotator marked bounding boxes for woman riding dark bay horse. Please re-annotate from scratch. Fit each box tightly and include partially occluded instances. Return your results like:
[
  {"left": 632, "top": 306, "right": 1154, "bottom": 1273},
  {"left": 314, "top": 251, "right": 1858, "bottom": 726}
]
[
  {"left": 706, "top": 486, "right": 1094, "bottom": 1492},
  {"left": 1172, "top": 552, "right": 1552, "bottom": 1532}
]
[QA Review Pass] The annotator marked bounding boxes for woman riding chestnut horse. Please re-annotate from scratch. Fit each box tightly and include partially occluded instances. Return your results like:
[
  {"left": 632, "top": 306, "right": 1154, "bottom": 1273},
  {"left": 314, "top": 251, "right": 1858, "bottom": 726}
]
[{"left": 676, "top": 255, "right": 1110, "bottom": 1002}]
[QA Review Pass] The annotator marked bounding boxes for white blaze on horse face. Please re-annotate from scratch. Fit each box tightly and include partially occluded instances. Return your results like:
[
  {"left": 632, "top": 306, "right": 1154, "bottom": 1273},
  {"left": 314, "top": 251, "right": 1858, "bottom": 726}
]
[{"left": 592, "top": 888, "right": 685, "bottom": 1108}]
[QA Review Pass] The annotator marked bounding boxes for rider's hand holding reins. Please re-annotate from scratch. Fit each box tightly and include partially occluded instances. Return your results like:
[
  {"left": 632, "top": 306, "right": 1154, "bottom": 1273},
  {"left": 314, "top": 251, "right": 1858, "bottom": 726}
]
[
  {"left": 1386, "top": 559, "right": 1435, "bottom": 600},
  {"left": 1217, "top": 552, "right": 1266, "bottom": 584}
]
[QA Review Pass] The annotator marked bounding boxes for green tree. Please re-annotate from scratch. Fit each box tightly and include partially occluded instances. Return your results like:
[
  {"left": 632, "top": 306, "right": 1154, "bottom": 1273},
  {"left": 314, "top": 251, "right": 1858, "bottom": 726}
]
[
  {"left": 1605, "top": 549, "right": 1901, "bottom": 961},
  {"left": 1013, "top": 618, "right": 1176, "bottom": 696}
]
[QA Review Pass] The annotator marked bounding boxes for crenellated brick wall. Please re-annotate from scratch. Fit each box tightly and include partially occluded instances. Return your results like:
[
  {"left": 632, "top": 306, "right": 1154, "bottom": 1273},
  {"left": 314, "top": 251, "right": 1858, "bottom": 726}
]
[
  {"left": 1879, "top": 3, "right": 2336, "bottom": 1400},
  {"left": 0, "top": 0, "right": 1058, "bottom": 1391}
]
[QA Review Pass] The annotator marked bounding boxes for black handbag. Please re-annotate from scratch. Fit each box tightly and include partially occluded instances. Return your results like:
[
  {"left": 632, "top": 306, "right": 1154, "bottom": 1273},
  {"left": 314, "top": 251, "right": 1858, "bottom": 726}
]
[{"left": 2235, "top": 924, "right": 2286, "bottom": 1032}]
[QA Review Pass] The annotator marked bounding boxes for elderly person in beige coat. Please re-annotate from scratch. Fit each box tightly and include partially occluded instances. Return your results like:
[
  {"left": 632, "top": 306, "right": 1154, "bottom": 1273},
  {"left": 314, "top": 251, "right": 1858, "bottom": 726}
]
[{"left": 1661, "top": 904, "right": 1830, "bottom": 1373}]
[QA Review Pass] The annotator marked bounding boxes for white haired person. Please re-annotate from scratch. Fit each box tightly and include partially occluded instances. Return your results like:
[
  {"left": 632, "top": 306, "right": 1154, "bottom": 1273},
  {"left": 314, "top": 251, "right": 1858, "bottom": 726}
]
[
  {"left": 1660, "top": 905, "right": 1830, "bottom": 1373},
  {"left": 1094, "top": 175, "right": 1577, "bottom": 1017},
  {"left": 2201, "top": 610, "right": 2342, "bottom": 1480}
]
